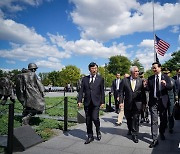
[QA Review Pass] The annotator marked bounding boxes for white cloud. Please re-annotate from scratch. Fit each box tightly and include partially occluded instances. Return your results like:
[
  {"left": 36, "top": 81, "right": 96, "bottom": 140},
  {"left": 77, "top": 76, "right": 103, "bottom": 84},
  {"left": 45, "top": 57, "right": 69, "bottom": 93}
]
[
  {"left": 48, "top": 33, "right": 132, "bottom": 58},
  {"left": 48, "top": 57, "right": 60, "bottom": 63},
  {"left": 136, "top": 39, "right": 172, "bottom": 70},
  {"left": 36, "top": 60, "right": 65, "bottom": 71},
  {"left": 138, "top": 39, "right": 154, "bottom": 48},
  {"left": 0, "top": 17, "right": 45, "bottom": 44},
  {"left": 0, "top": 43, "right": 71, "bottom": 61},
  {"left": 0, "top": 0, "right": 51, "bottom": 13},
  {"left": 70, "top": 0, "right": 180, "bottom": 42},
  {"left": 170, "top": 26, "right": 180, "bottom": 33}
]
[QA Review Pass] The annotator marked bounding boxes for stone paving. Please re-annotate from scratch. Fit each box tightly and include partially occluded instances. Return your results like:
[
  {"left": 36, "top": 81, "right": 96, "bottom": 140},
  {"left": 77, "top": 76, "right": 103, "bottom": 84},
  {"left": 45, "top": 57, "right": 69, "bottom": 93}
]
[{"left": 14, "top": 111, "right": 180, "bottom": 154}]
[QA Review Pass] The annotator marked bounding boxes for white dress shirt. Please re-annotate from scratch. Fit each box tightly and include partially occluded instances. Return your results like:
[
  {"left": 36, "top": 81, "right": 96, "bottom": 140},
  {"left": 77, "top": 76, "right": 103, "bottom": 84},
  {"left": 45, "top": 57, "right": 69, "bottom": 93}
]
[{"left": 154, "top": 72, "right": 162, "bottom": 98}]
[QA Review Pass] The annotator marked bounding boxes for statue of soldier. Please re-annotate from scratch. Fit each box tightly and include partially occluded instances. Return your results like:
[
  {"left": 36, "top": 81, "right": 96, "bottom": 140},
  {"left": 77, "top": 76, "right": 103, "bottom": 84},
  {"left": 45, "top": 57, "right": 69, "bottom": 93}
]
[
  {"left": 0, "top": 74, "right": 15, "bottom": 104},
  {"left": 15, "top": 63, "right": 45, "bottom": 125}
]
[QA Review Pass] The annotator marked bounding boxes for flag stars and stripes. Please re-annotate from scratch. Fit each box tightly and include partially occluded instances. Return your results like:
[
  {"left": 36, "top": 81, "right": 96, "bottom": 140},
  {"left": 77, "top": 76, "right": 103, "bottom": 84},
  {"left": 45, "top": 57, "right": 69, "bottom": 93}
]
[{"left": 155, "top": 35, "right": 170, "bottom": 56}]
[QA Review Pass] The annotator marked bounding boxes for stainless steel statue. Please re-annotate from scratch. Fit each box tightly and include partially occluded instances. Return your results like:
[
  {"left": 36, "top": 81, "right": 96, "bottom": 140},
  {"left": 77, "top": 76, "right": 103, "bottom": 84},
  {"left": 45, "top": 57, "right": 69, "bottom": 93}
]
[{"left": 16, "top": 63, "right": 45, "bottom": 125}]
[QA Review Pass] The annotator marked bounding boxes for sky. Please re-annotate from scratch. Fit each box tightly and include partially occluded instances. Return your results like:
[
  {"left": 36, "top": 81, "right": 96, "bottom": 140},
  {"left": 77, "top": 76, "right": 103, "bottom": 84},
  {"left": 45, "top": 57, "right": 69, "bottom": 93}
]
[{"left": 0, "top": 0, "right": 180, "bottom": 75}]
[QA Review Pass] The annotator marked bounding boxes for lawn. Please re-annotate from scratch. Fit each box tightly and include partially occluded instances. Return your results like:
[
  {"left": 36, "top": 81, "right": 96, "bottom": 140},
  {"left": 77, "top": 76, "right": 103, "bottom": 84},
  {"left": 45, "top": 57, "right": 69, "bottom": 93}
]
[
  {"left": 0, "top": 95, "right": 112, "bottom": 138},
  {"left": 0, "top": 94, "right": 113, "bottom": 152}
]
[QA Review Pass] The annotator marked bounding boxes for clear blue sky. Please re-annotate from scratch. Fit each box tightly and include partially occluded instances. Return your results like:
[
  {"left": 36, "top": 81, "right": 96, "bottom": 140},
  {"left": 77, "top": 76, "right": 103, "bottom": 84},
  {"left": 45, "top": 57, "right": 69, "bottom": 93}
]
[{"left": 0, "top": 0, "right": 180, "bottom": 75}]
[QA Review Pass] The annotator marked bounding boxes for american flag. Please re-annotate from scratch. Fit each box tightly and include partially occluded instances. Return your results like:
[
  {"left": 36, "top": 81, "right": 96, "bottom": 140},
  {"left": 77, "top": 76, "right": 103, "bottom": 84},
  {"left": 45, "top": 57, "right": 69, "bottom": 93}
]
[{"left": 155, "top": 35, "right": 170, "bottom": 56}]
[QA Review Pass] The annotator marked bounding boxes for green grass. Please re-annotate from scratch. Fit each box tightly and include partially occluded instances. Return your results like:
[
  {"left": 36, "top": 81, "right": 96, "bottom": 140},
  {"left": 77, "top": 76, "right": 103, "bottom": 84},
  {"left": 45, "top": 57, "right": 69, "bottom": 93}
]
[{"left": 0, "top": 95, "right": 110, "bottom": 143}]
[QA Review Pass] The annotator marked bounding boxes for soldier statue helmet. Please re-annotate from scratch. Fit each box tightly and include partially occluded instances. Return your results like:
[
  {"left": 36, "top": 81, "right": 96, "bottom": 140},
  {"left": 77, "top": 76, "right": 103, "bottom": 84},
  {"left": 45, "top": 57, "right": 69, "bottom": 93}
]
[{"left": 28, "top": 63, "right": 38, "bottom": 72}]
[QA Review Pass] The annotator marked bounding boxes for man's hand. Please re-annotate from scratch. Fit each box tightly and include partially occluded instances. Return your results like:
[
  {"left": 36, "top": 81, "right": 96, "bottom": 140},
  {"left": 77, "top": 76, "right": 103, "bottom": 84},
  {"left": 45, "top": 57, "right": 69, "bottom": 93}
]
[
  {"left": 100, "top": 103, "right": 105, "bottom": 109},
  {"left": 143, "top": 79, "right": 148, "bottom": 87},
  {"left": 119, "top": 103, "right": 124, "bottom": 109},
  {"left": 161, "top": 80, "right": 166, "bottom": 86},
  {"left": 77, "top": 102, "right": 82, "bottom": 108},
  {"left": 117, "top": 97, "right": 119, "bottom": 101}
]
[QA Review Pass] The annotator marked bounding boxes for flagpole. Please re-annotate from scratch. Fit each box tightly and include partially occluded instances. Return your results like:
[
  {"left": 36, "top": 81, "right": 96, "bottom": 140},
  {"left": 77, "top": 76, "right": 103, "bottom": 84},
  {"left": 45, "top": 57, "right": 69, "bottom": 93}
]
[{"left": 152, "top": 0, "right": 156, "bottom": 62}]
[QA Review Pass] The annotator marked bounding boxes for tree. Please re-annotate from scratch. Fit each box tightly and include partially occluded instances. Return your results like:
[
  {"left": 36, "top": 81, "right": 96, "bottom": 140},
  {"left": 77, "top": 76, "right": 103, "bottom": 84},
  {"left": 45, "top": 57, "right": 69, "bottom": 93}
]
[
  {"left": 162, "top": 50, "right": 180, "bottom": 71},
  {"left": 98, "top": 66, "right": 114, "bottom": 88},
  {"left": 144, "top": 69, "right": 153, "bottom": 79},
  {"left": 48, "top": 71, "right": 60, "bottom": 86},
  {"left": 107, "top": 55, "right": 131, "bottom": 75},
  {"left": 39, "top": 72, "right": 51, "bottom": 86},
  {"left": 131, "top": 58, "right": 144, "bottom": 72},
  {"left": 0, "top": 69, "right": 4, "bottom": 78},
  {"left": 59, "top": 65, "right": 81, "bottom": 87}
]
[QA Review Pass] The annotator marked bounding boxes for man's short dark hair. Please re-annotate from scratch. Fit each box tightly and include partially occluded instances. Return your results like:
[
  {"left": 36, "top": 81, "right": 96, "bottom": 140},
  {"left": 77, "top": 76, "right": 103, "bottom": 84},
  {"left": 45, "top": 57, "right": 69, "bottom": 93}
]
[
  {"left": 152, "top": 62, "right": 161, "bottom": 67},
  {"left": 88, "top": 62, "right": 98, "bottom": 69},
  {"left": 176, "top": 68, "right": 180, "bottom": 72}
]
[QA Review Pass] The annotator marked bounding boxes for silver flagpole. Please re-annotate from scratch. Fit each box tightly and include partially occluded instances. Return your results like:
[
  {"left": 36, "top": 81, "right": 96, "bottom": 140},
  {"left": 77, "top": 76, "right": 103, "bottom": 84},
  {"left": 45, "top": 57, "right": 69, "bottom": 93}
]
[{"left": 152, "top": 0, "right": 156, "bottom": 62}]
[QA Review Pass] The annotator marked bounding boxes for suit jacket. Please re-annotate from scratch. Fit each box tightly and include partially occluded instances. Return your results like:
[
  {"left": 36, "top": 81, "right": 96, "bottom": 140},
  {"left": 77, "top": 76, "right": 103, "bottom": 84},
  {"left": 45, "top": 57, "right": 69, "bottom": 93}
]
[
  {"left": 78, "top": 74, "right": 105, "bottom": 107},
  {"left": 119, "top": 76, "right": 146, "bottom": 111},
  {"left": 111, "top": 79, "right": 121, "bottom": 92},
  {"left": 147, "top": 73, "right": 172, "bottom": 108},
  {"left": 172, "top": 75, "right": 180, "bottom": 101}
]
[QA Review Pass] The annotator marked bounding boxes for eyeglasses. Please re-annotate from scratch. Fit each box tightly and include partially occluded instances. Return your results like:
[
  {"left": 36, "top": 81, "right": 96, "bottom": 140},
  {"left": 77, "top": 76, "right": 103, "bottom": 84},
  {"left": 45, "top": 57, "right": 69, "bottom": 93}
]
[{"left": 134, "top": 71, "right": 139, "bottom": 72}]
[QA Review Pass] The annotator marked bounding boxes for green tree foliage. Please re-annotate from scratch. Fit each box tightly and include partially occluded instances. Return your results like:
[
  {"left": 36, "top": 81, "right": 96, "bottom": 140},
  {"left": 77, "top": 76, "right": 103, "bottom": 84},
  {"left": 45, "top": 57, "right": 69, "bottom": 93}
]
[
  {"left": 98, "top": 66, "right": 114, "bottom": 87},
  {"left": 39, "top": 72, "right": 51, "bottom": 86},
  {"left": 144, "top": 69, "right": 153, "bottom": 79},
  {"left": 107, "top": 55, "right": 131, "bottom": 75},
  {"left": 0, "top": 70, "right": 4, "bottom": 78},
  {"left": 162, "top": 50, "right": 180, "bottom": 71},
  {"left": 131, "top": 58, "right": 144, "bottom": 72},
  {"left": 59, "top": 65, "right": 81, "bottom": 87},
  {"left": 47, "top": 71, "right": 60, "bottom": 86}
]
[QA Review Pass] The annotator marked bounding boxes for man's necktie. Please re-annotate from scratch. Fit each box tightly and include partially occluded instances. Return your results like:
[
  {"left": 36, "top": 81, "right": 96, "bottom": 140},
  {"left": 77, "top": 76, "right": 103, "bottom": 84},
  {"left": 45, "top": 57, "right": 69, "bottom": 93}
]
[
  {"left": 89, "top": 76, "right": 94, "bottom": 89},
  {"left": 131, "top": 79, "right": 135, "bottom": 91},
  {"left": 156, "top": 75, "right": 160, "bottom": 98}
]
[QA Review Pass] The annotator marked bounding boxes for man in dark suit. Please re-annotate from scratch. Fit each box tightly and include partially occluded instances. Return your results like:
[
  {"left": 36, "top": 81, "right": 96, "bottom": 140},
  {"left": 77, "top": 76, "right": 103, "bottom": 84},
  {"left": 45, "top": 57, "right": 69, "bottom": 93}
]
[
  {"left": 78, "top": 62, "right": 105, "bottom": 144},
  {"left": 172, "top": 68, "right": 180, "bottom": 103},
  {"left": 111, "top": 73, "right": 121, "bottom": 113},
  {"left": 144, "top": 62, "right": 172, "bottom": 148},
  {"left": 163, "top": 68, "right": 176, "bottom": 134},
  {"left": 119, "top": 66, "right": 146, "bottom": 143}
]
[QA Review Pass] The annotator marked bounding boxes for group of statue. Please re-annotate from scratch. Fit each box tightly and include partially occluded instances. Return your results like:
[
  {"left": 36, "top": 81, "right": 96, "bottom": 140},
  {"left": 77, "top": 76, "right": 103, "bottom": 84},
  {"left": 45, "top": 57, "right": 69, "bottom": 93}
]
[{"left": 0, "top": 63, "right": 45, "bottom": 125}]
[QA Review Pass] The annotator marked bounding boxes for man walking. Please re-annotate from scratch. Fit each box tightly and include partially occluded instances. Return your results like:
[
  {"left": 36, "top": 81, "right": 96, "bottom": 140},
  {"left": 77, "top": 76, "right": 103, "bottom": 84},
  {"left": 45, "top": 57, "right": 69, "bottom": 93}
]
[
  {"left": 119, "top": 66, "right": 146, "bottom": 143},
  {"left": 78, "top": 62, "right": 105, "bottom": 144},
  {"left": 163, "top": 68, "right": 176, "bottom": 134},
  {"left": 173, "top": 68, "right": 180, "bottom": 103},
  {"left": 111, "top": 73, "right": 121, "bottom": 113},
  {"left": 144, "top": 62, "right": 172, "bottom": 148}
]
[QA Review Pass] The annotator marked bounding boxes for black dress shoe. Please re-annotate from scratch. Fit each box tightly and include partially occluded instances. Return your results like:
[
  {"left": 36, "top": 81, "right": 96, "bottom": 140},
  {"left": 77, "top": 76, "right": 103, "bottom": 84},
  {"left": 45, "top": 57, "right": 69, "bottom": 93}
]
[
  {"left": 140, "top": 118, "right": 145, "bottom": 123},
  {"left": 132, "top": 135, "right": 138, "bottom": 143},
  {"left": 127, "top": 130, "right": 132, "bottom": 135},
  {"left": 115, "top": 122, "right": 122, "bottom": 126},
  {"left": 97, "top": 132, "right": 101, "bottom": 141},
  {"left": 84, "top": 137, "right": 94, "bottom": 144},
  {"left": 149, "top": 140, "right": 159, "bottom": 148},
  {"left": 160, "top": 133, "right": 165, "bottom": 140},
  {"left": 145, "top": 118, "right": 150, "bottom": 123}
]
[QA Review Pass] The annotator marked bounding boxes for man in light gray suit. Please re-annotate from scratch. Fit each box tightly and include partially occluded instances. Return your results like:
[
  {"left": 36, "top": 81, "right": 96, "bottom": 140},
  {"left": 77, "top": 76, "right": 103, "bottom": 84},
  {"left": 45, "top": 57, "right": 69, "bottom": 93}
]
[{"left": 119, "top": 66, "right": 146, "bottom": 143}]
